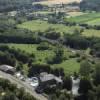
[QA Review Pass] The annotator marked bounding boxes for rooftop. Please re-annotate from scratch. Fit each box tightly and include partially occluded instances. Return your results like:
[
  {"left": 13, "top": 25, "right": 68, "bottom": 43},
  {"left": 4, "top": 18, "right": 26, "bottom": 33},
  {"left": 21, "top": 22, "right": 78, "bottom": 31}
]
[
  {"left": 40, "top": 72, "right": 62, "bottom": 83},
  {"left": 0, "top": 65, "right": 15, "bottom": 72}
]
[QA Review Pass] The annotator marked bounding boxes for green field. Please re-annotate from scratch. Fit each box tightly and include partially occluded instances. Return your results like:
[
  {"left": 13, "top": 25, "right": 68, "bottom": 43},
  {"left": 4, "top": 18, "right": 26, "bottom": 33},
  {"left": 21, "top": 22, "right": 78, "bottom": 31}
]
[
  {"left": 53, "top": 59, "right": 80, "bottom": 74},
  {"left": 18, "top": 19, "right": 100, "bottom": 37},
  {"left": 67, "top": 12, "right": 100, "bottom": 25},
  {"left": 18, "top": 19, "right": 80, "bottom": 33},
  {"left": 86, "top": 18, "right": 100, "bottom": 25},
  {"left": 7, "top": 43, "right": 71, "bottom": 62},
  {"left": 8, "top": 44, "right": 54, "bottom": 62},
  {"left": 82, "top": 29, "right": 100, "bottom": 37},
  {"left": 4, "top": 43, "right": 80, "bottom": 74}
]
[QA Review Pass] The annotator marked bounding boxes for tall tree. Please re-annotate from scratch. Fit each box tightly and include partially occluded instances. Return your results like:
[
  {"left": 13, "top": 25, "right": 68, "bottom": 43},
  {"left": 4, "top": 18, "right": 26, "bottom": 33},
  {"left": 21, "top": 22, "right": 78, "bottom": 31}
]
[
  {"left": 94, "top": 63, "right": 100, "bottom": 85},
  {"left": 80, "top": 60, "right": 91, "bottom": 77}
]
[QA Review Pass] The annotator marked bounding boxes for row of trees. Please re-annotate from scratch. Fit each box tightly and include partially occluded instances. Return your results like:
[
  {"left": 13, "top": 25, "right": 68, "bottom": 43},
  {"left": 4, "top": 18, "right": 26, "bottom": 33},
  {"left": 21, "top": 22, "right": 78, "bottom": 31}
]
[{"left": 63, "top": 34, "right": 100, "bottom": 57}]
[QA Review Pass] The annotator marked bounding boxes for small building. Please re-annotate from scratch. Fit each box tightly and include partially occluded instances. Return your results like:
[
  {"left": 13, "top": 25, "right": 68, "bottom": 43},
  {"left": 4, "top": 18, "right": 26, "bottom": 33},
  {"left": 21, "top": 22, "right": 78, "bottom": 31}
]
[
  {"left": 0, "top": 65, "right": 16, "bottom": 75},
  {"left": 39, "top": 72, "right": 63, "bottom": 88}
]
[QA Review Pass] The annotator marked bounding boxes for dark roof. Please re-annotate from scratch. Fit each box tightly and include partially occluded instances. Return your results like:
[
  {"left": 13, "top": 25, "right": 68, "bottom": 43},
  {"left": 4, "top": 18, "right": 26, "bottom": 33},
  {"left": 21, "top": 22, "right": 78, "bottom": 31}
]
[{"left": 40, "top": 72, "right": 62, "bottom": 83}]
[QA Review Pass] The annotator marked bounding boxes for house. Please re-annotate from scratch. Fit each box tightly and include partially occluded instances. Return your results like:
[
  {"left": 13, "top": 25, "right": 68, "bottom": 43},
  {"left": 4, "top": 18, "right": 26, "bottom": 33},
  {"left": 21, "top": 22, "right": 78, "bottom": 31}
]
[
  {"left": 0, "top": 65, "right": 16, "bottom": 75},
  {"left": 39, "top": 72, "right": 63, "bottom": 88}
]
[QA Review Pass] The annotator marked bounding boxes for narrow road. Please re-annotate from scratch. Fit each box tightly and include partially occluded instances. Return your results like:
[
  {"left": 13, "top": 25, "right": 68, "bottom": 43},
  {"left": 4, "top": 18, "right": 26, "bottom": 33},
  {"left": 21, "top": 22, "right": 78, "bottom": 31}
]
[{"left": 0, "top": 70, "right": 48, "bottom": 100}]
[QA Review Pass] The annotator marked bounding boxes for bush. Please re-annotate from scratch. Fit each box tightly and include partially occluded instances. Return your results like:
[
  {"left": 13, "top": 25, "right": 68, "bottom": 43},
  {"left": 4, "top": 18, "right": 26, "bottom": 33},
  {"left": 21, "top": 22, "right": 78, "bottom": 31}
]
[
  {"left": 45, "top": 30, "right": 61, "bottom": 40},
  {"left": 76, "top": 58, "right": 81, "bottom": 63}
]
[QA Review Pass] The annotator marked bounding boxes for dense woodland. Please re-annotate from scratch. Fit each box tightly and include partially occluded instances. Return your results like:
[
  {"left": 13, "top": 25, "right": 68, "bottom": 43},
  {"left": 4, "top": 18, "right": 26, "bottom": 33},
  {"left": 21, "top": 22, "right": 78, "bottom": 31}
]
[{"left": 80, "top": 0, "right": 100, "bottom": 11}]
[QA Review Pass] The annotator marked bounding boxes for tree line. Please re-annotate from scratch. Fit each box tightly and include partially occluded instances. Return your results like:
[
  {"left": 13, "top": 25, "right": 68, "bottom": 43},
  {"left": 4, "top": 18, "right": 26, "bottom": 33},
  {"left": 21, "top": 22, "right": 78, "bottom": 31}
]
[
  {"left": 80, "top": 0, "right": 100, "bottom": 11},
  {"left": 0, "top": 0, "right": 33, "bottom": 12}
]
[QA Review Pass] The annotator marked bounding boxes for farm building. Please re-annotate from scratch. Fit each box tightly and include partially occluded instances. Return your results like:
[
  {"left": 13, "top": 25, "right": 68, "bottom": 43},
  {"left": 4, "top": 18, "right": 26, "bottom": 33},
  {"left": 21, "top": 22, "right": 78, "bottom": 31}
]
[{"left": 0, "top": 65, "right": 16, "bottom": 75}]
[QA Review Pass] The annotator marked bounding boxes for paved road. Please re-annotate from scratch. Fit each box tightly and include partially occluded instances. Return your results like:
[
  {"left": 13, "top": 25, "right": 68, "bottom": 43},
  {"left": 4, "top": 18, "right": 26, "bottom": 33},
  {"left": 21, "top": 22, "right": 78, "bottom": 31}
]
[{"left": 0, "top": 70, "right": 48, "bottom": 100}]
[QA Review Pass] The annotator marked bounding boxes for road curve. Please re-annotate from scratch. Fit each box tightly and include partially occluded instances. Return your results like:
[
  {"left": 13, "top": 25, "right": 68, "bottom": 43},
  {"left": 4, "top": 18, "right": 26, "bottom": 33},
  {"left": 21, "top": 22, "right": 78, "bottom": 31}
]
[{"left": 0, "top": 70, "right": 48, "bottom": 100}]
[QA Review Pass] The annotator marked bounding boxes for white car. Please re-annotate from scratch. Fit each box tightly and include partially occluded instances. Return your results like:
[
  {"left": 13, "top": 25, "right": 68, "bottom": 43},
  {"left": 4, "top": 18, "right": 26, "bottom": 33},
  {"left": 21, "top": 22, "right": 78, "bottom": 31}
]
[
  {"left": 30, "top": 77, "right": 39, "bottom": 87},
  {"left": 15, "top": 72, "right": 21, "bottom": 78}
]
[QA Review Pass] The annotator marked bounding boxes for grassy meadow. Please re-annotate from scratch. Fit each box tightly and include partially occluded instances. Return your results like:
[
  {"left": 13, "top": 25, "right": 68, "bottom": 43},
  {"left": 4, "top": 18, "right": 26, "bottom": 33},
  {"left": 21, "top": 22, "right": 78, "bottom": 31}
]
[
  {"left": 4, "top": 43, "right": 80, "bottom": 74},
  {"left": 53, "top": 59, "right": 80, "bottom": 74}
]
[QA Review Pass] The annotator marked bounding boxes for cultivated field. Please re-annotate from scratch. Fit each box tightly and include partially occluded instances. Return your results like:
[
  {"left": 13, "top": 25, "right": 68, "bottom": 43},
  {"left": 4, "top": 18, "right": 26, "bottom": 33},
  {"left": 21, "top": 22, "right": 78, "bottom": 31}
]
[{"left": 67, "top": 12, "right": 100, "bottom": 25}]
